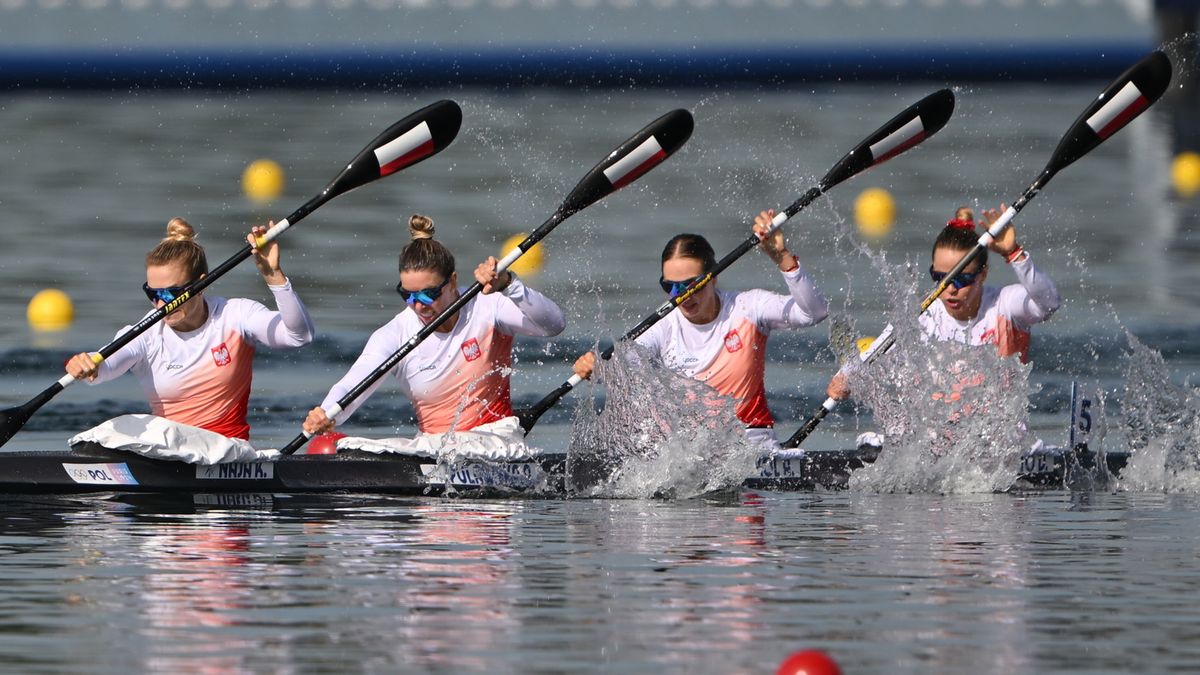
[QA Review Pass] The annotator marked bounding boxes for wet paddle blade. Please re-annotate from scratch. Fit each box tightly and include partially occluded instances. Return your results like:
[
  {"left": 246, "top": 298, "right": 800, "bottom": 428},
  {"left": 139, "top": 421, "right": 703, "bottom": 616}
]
[
  {"left": 818, "top": 88, "right": 955, "bottom": 190},
  {"left": 1043, "top": 50, "right": 1172, "bottom": 179},
  {"left": 0, "top": 386, "right": 59, "bottom": 448},
  {"left": 558, "top": 108, "right": 694, "bottom": 216}
]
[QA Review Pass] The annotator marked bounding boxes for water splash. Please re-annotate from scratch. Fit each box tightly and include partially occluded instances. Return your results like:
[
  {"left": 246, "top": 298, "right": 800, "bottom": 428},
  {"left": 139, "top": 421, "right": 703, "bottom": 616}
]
[
  {"left": 566, "top": 341, "right": 760, "bottom": 499},
  {"left": 1118, "top": 333, "right": 1200, "bottom": 492},
  {"left": 841, "top": 265, "right": 1029, "bottom": 494}
]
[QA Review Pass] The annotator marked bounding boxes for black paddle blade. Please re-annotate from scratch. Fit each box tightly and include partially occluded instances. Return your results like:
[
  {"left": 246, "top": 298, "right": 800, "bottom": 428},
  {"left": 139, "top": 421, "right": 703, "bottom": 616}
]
[
  {"left": 0, "top": 405, "right": 34, "bottom": 447},
  {"left": 819, "top": 89, "right": 955, "bottom": 190},
  {"left": 559, "top": 108, "right": 694, "bottom": 216},
  {"left": 321, "top": 100, "right": 463, "bottom": 202},
  {"left": 1045, "top": 50, "right": 1172, "bottom": 178}
]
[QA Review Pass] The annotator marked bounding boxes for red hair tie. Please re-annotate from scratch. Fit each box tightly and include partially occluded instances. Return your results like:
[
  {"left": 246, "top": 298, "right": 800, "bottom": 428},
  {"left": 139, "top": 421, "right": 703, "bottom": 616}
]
[{"left": 946, "top": 217, "right": 975, "bottom": 230}]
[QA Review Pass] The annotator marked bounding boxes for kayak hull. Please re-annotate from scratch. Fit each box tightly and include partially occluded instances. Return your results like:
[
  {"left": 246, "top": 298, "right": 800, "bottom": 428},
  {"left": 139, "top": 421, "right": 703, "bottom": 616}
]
[{"left": 0, "top": 442, "right": 1129, "bottom": 496}]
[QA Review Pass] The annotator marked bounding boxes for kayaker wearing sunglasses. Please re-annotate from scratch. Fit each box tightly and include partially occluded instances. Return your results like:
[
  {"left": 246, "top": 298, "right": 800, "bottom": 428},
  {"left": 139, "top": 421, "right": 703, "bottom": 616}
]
[
  {"left": 572, "top": 210, "right": 829, "bottom": 449},
  {"left": 64, "top": 218, "right": 315, "bottom": 440},
  {"left": 827, "top": 205, "right": 1062, "bottom": 401},
  {"left": 302, "top": 214, "right": 566, "bottom": 436}
]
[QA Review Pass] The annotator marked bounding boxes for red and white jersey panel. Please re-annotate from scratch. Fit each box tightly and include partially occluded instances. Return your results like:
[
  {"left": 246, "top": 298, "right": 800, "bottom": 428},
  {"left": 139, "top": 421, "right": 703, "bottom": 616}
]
[{"left": 636, "top": 266, "right": 828, "bottom": 427}]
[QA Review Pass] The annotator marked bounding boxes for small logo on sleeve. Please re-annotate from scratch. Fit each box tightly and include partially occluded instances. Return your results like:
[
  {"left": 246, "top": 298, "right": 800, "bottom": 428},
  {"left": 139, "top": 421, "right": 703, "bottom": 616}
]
[
  {"left": 723, "top": 330, "right": 743, "bottom": 353},
  {"left": 461, "top": 338, "right": 482, "bottom": 362},
  {"left": 212, "top": 343, "right": 232, "bottom": 367}
]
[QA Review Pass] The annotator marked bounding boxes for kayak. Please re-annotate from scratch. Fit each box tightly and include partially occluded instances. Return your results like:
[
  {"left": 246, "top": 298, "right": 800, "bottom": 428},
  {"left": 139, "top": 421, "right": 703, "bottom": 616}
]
[{"left": 0, "top": 441, "right": 1129, "bottom": 496}]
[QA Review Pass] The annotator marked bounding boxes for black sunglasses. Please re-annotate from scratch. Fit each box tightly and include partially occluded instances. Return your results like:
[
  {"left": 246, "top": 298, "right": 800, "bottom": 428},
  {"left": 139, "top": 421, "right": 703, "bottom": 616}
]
[
  {"left": 396, "top": 278, "right": 452, "bottom": 306},
  {"left": 928, "top": 266, "right": 981, "bottom": 290},
  {"left": 659, "top": 275, "right": 708, "bottom": 299},
  {"left": 142, "top": 281, "right": 193, "bottom": 305}
]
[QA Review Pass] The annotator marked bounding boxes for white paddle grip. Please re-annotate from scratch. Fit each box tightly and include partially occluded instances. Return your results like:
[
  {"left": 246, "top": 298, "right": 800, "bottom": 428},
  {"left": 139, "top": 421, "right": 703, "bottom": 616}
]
[
  {"left": 57, "top": 373, "right": 77, "bottom": 388},
  {"left": 770, "top": 210, "right": 788, "bottom": 229},
  {"left": 497, "top": 247, "right": 522, "bottom": 273},
  {"left": 821, "top": 397, "right": 838, "bottom": 412},
  {"left": 978, "top": 206, "right": 1017, "bottom": 247},
  {"left": 567, "top": 373, "right": 584, "bottom": 387},
  {"left": 257, "top": 218, "right": 292, "bottom": 247}
]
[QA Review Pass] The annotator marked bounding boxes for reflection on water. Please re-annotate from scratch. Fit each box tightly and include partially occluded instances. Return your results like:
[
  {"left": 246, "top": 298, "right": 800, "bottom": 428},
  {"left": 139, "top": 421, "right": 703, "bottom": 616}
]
[{"left": 3, "top": 492, "right": 1200, "bottom": 670}]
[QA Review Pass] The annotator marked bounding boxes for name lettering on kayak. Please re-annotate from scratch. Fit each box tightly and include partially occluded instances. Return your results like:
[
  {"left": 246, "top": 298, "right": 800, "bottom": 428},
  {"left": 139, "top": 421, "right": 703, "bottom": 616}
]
[
  {"left": 195, "top": 463, "right": 275, "bottom": 480},
  {"left": 62, "top": 462, "right": 139, "bottom": 486}
]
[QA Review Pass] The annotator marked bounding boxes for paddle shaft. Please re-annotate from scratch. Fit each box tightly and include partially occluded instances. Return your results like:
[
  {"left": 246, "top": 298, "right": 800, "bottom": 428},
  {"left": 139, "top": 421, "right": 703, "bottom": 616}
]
[
  {"left": 516, "top": 186, "right": 824, "bottom": 432},
  {"left": 279, "top": 208, "right": 570, "bottom": 455},
  {"left": 16, "top": 195, "right": 329, "bottom": 429},
  {"left": 782, "top": 169, "right": 1054, "bottom": 449}
]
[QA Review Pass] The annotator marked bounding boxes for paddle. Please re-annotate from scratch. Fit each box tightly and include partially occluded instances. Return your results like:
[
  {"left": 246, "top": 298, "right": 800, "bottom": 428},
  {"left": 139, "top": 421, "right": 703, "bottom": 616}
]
[
  {"left": 515, "top": 89, "right": 956, "bottom": 435},
  {"left": 278, "top": 108, "right": 695, "bottom": 456},
  {"left": 0, "top": 100, "right": 463, "bottom": 449},
  {"left": 781, "top": 49, "right": 1173, "bottom": 450}
]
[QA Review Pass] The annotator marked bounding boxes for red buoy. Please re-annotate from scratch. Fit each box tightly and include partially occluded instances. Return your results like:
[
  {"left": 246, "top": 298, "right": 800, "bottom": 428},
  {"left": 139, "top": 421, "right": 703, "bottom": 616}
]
[
  {"left": 777, "top": 650, "right": 842, "bottom": 675},
  {"left": 307, "top": 431, "right": 345, "bottom": 455}
]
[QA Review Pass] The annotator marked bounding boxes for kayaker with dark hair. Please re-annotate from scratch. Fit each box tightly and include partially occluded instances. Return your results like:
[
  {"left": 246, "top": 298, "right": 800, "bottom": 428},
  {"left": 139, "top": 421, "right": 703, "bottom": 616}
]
[
  {"left": 827, "top": 204, "right": 1062, "bottom": 401},
  {"left": 572, "top": 209, "right": 829, "bottom": 448},
  {"left": 64, "top": 217, "right": 316, "bottom": 440},
  {"left": 302, "top": 214, "right": 566, "bottom": 436}
]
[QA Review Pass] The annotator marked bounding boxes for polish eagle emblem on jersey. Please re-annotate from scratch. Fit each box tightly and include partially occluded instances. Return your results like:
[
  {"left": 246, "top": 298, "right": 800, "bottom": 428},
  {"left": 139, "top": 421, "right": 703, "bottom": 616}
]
[
  {"left": 461, "top": 338, "right": 482, "bottom": 362},
  {"left": 211, "top": 343, "right": 232, "bottom": 367},
  {"left": 723, "top": 329, "right": 743, "bottom": 353}
]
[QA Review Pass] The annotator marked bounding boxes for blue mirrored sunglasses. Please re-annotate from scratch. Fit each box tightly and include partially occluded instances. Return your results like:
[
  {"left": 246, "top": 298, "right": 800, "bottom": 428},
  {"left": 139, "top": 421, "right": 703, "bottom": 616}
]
[
  {"left": 928, "top": 266, "right": 981, "bottom": 290},
  {"left": 142, "top": 282, "right": 191, "bottom": 305},
  {"left": 659, "top": 275, "right": 706, "bottom": 299},
  {"left": 396, "top": 278, "right": 451, "bottom": 306}
]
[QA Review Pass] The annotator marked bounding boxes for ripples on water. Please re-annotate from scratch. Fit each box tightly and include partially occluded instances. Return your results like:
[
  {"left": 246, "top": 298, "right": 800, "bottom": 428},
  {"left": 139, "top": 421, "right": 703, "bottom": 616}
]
[
  {"left": 1, "top": 85, "right": 1200, "bottom": 670},
  {"left": 3, "top": 493, "right": 1200, "bottom": 671}
]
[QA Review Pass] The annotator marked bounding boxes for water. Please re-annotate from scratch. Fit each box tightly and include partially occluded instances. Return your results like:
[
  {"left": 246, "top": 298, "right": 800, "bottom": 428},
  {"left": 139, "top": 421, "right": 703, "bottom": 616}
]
[
  {"left": 3, "top": 491, "right": 1200, "bottom": 672},
  {"left": 2, "top": 83, "right": 1200, "bottom": 670}
]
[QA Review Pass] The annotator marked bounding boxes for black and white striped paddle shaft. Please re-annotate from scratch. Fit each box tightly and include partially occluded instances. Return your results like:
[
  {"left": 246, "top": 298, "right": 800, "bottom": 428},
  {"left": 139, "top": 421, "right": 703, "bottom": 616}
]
[
  {"left": 784, "top": 50, "right": 1173, "bottom": 450},
  {"left": 0, "top": 100, "right": 463, "bottom": 449},
  {"left": 280, "top": 109, "right": 695, "bottom": 455},
  {"left": 517, "top": 89, "right": 956, "bottom": 435}
]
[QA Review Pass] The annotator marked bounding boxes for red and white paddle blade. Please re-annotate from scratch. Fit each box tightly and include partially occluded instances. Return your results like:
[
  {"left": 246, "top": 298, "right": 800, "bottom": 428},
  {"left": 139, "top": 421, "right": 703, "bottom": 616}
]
[
  {"left": 1047, "top": 50, "right": 1172, "bottom": 175},
  {"left": 820, "top": 88, "right": 956, "bottom": 189},
  {"left": 324, "top": 99, "right": 463, "bottom": 199},
  {"left": 560, "top": 108, "right": 694, "bottom": 214}
]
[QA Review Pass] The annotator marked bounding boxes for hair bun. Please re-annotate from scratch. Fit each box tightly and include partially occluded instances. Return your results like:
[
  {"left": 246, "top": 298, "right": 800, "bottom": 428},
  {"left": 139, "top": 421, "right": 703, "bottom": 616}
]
[
  {"left": 164, "top": 217, "right": 197, "bottom": 242},
  {"left": 409, "top": 214, "right": 435, "bottom": 241},
  {"left": 946, "top": 206, "right": 975, "bottom": 231}
]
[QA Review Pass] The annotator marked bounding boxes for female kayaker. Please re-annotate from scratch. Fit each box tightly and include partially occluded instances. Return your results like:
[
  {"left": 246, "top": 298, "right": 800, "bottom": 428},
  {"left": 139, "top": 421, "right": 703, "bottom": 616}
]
[
  {"left": 65, "top": 217, "right": 316, "bottom": 440},
  {"left": 302, "top": 214, "right": 567, "bottom": 436},
  {"left": 572, "top": 209, "right": 830, "bottom": 449},
  {"left": 827, "top": 205, "right": 1062, "bottom": 401}
]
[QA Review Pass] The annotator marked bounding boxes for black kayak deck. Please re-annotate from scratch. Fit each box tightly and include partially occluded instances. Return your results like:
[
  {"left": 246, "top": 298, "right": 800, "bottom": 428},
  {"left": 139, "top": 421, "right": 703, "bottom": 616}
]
[{"left": 0, "top": 442, "right": 1130, "bottom": 496}]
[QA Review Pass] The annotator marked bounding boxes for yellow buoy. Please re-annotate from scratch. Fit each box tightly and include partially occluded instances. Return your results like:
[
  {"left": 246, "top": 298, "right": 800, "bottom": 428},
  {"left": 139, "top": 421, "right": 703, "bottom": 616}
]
[
  {"left": 242, "top": 159, "right": 285, "bottom": 203},
  {"left": 499, "top": 233, "right": 545, "bottom": 277},
  {"left": 1171, "top": 151, "right": 1200, "bottom": 199},
  {"left": 27, "top": 288, "right": 74, "bottom": 332},
  {"left": 854, "top": 187, "right": 896, "bottom": 239},
  {"left": 856, "top": 336, "right": 877, "bottom": 354}
]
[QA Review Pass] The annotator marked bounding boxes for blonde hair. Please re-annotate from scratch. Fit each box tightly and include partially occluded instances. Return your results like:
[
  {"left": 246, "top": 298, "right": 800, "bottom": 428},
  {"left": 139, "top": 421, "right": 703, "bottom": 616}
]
[
  {"left": 399, "top": 214, "right": 454, "bottom": 278},
  {"left": 146, "top": 217, "right": 208, "bottom": 279}
]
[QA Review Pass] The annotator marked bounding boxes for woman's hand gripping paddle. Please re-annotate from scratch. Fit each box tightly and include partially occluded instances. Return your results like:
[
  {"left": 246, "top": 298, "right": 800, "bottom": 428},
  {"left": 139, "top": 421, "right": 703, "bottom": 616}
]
[
  {"left": 279, "top": 109, "right": 696, "bottom": 455},
  {"left": 516, "top": 89, "right": 956, "bottom": 435},
  {"left": 783, "top": 50, "right": 1174, "bottom": 450},
  {"left": 0, "top": 100, "right": 463, "bottom": 449}
]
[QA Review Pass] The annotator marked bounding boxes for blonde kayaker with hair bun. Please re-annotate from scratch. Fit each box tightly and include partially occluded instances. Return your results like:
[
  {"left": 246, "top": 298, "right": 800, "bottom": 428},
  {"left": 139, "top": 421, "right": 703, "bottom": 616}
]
[
  {"left": 64, "top": 217, "right": 316, "bottom": 440},
  {"left": 302, "top": 213, "right": 566, "bottom": 436}
]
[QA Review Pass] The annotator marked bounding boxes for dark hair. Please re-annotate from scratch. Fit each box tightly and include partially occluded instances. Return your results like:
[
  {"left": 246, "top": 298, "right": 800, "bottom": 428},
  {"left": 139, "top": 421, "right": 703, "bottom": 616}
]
[
  {"left": 661, "top": 233, "right": 716, "bottom": 272},
  {"left": 146, "top": 217, "right": 208, "bottom": 279},
  {"left": 932, "top": 206, "right": 988, "bottom": 270},
  {"left": 399, "top": 214, "right": 455, "bottom": 279}
]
